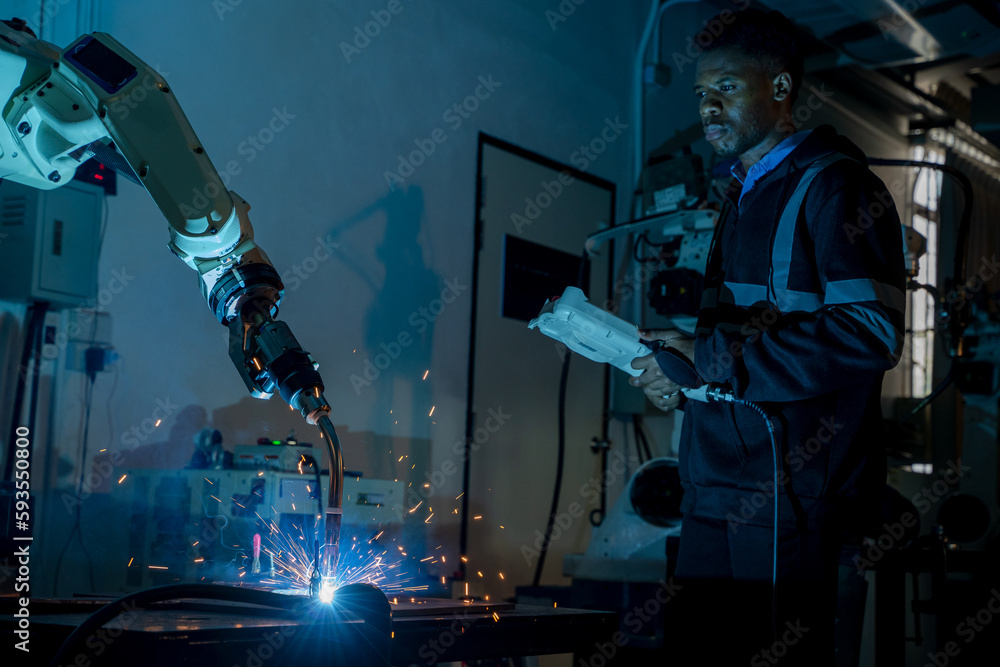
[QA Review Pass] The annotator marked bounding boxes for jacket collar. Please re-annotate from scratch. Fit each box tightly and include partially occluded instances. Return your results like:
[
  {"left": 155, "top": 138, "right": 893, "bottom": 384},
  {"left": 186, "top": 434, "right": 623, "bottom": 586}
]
[{"left": 789, "top": 124, "right": 868, "bottom": 170}]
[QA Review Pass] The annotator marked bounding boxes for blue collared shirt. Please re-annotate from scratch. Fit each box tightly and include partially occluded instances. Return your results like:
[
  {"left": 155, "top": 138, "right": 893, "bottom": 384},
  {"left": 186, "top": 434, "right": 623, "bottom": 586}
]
[{"left": 731, "top": 130, "right": 812, "bottom": 207}]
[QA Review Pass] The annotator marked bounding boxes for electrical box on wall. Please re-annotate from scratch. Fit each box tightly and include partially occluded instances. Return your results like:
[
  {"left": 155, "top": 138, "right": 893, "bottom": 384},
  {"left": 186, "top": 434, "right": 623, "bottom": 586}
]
[{"left": 0, "top": 179, "right": 104, "bottom": 307}]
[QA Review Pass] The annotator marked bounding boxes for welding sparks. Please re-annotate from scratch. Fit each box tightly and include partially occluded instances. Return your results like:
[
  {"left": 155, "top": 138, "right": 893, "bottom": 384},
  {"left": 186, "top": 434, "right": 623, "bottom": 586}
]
[
  {"left": 428, "top": 406, "right": 435, "bottom": 417},
  {"left": 422, "top": 370, "right": 429, "bottom": 380},
  {"left": 155, "top": 419, "right": 162, "bottom": 427},
  {"left": 244, "top": 520, "right": 425, "bottom": 598},
  {"left": 117, "top": 474, "right": 126, "bottom": 484},
  {"left": 148, "top": 565, "right": 167, "bottom": 570},
  {"left": 127, "top": 557, "right": 134, "bottom": 567}
]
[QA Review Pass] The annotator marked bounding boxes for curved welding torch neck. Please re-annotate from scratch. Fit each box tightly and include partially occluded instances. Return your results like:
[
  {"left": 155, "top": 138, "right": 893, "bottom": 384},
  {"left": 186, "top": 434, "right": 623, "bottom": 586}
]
[
  {"left": 317, "top": 414, "right": 343, "bottom": 508},
  {"left": 317, "top": 414, "right": 344, "bottom": 581}
]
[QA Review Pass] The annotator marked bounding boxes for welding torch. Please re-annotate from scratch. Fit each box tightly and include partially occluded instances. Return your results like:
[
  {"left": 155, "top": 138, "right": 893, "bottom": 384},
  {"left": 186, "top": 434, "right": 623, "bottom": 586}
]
[
  {"left": 228, "top": 305, "right": 344, "bottom": 595},
  {"left": 315, "top": 415, "right": 343, "bottom": 596}
]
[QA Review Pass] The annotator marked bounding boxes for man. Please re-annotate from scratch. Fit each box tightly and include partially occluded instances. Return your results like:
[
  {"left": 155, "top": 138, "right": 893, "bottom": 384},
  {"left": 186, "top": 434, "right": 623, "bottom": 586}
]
[{"left": 630, "top": 9, "right": 905, "bottom": 663}]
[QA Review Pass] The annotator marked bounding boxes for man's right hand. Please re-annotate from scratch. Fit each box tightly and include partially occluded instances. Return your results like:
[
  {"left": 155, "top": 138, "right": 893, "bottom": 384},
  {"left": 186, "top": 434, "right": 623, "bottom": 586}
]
[{"left": 630, "top": 349, "right": 684, "bottom": 413}]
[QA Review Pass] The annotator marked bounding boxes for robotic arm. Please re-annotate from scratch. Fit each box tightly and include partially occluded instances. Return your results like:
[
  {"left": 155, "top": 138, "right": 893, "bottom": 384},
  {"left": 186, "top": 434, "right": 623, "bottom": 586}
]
[{"left": 0, "top": 18, "right": 342, "bottom": 593}]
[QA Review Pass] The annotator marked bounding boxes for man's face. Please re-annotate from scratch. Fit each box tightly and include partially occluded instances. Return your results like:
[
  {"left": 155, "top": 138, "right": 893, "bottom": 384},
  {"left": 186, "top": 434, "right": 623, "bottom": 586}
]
[{"left": 694, "top": 47, "right": 781, "bottom": 161}]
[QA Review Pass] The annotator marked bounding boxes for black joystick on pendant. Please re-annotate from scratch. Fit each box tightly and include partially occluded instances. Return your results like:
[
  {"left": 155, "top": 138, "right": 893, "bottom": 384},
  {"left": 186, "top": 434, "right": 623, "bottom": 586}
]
[{"left": 647, "top": 341, "right": 705, "bottom": 389}]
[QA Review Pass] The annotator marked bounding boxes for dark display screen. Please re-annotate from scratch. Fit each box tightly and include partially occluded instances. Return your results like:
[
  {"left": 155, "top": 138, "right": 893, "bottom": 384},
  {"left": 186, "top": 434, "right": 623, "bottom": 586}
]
[
  {"left": 64, "top": 36, "right": 137, "bottom": 94},
  {"left": 501, "top": 235, "right": 589, "bottom": 322}
]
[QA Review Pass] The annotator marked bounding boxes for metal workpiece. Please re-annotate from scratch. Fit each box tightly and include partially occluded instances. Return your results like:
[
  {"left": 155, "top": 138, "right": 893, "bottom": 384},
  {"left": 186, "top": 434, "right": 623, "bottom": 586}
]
[
  {"left": 12, "top": 583, "right": 394, "bottom": 667},
  {"left": 3, "top": 592, "right": 613, "bottom": 666}
]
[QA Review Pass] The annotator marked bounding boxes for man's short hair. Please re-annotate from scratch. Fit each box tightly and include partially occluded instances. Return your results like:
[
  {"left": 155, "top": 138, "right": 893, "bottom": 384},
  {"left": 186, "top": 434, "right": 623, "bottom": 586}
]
[{"left": 700, "top": 9, "right": 803, "bottom": 104}]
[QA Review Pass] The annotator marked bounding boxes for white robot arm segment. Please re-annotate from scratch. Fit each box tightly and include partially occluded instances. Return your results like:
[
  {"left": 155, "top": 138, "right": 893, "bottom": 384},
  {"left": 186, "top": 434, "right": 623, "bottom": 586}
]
[{"left": 0, "top": 17, "right": 343, "bottom": 586}]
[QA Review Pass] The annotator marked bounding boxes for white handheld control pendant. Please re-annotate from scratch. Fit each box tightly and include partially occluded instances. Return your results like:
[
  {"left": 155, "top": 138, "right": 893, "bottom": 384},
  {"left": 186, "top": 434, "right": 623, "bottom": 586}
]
[{"left": 528, "top": 286, "right": 649, "bottom": 377}]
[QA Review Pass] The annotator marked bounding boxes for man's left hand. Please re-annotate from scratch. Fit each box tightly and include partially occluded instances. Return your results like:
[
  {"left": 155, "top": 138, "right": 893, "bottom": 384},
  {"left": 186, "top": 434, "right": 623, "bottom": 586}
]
[
  {"left": 639, "top": 328, "right": 695, "bottom": 362},
  {"left": 630, "top": 329, "right": 695, "bottom": 412}
]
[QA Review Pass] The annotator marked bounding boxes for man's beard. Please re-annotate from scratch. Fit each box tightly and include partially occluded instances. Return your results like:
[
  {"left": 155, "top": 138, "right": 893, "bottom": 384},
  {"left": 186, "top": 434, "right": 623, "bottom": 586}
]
[{"left": 713, "top": 113, "right": 771, "bottom": 160}]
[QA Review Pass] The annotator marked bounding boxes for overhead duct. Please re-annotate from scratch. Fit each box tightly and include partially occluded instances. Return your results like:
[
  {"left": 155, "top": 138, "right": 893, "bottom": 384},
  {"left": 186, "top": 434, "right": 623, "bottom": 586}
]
[{"left": 758, "top": 0, "right": 1000, "bottom": 68}]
